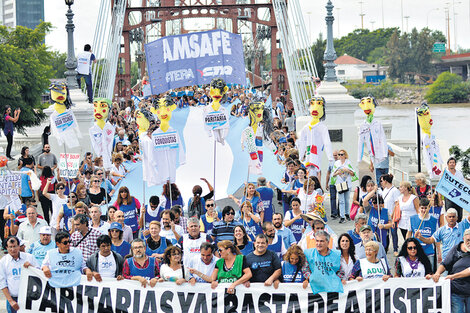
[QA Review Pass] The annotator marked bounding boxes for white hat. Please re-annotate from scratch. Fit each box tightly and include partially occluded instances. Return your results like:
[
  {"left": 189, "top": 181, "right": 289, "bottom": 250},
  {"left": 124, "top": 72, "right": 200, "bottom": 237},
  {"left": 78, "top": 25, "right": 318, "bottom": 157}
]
[
  {"left": 19, "top": 239, "right": 25, "bottom": 246},
  {"left": 39, "top": 226, "right": 52, "bottom": 235}
]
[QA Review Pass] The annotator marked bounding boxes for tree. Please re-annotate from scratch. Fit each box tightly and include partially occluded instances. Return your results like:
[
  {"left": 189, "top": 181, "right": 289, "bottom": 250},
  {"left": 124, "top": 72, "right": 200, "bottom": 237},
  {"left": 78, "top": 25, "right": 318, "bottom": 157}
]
[
  {"left": 308, "top": 34, "right": 326, "bottom": 79},
  {"left": 0, "top": 22, "right": 54, "bottom": 133},
  {"left": 425, "top": 72, "right": 469, "bottom": 104},
  {"left": 50, "top": 51, "right": 67, "bottom": 79},
  {"left": 449, "top": 145, "right": 470, "bottom": 179}
]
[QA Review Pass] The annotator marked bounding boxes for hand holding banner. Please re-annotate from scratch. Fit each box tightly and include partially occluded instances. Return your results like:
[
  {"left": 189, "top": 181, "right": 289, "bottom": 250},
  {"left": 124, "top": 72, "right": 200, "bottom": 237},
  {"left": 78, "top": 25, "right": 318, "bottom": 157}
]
[{"left": 436, "top": 169, "right": 470, "bottom": 211}]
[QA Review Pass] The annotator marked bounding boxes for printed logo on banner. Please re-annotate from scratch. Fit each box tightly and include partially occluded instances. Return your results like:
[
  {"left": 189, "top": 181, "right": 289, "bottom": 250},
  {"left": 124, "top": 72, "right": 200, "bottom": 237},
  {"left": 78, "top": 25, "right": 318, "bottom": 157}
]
[
  {"left": 436, "top": 169, "right": 470, "bottom": 210},
  {"left": 54, "top": 111, "right": 75, "bottom": 133},
  {"left": 152, "top": 131, "right": 179, "bottom": 150},
  {"left": 449, "top": 189, "right": 461, "bottom": 198},
  {"left": 0, "top": 174, "right": 21, "bottom": 196},
  {"left": 204, "top": 111, "right": 228, "bottom": 129}
]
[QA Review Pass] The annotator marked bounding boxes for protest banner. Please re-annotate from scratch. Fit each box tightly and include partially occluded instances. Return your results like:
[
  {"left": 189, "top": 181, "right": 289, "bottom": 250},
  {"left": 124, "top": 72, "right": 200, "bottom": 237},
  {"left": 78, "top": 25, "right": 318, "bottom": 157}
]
[
  {"left": 152, "top": 131, "right": 179, "bottom": 150},
  {"left": 59, "top": 153, "right": 80, "bottom": 179},
  {"left": 436, "top": 169, "right": 470, "bottom": 211},
  {"left": 0, "top": 173, "right": 21, "bottom": 196},
  {"left": 145, "top": 29, "right": 246, "bottom": 94},
  {"left": 18, "top": 267, "right": 450, "bottom": 313}
]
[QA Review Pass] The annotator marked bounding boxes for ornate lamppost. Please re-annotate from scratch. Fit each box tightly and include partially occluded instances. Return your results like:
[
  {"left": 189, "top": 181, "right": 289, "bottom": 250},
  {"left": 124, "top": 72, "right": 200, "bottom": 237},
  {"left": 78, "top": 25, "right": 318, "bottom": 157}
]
[
  {"left": 64, "top": 0, "right": 78, "bottom": 88},
  {"left": 323, "top": 0, "right": 338, "bottom": 82}
]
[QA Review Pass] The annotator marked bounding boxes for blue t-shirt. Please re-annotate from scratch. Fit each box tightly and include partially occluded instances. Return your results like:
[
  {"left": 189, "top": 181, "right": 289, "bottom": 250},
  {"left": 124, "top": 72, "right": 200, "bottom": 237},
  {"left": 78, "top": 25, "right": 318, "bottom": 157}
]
[
  {"left": 432, "top": 218, "right": 470, "bottom": 260},
  {"left": 112, "top": 241, "right": 131, "bottom": 258},
  {"left": 20, "top": 167, "right": 32, "bottom": 197},
  {"left": 368, "top": 207, "right": 389, "bottom": 249},
  {"left": 28, "top": 240, "right": 56, "bottom": 266},
  {"left": 257, "top": 187, "right": 274, "bottom": 222},
  {"left": 281, "top": 261, "right": 304, "bottom": 283},
  {"left": 410, "top": 215, "right": 437, "bottom": 255},
  {"left": 47, "top": 248, "right": 83, "bottom": 288},
  {"left": 304, "top": 248, "right": 343, "bottom": 294}
]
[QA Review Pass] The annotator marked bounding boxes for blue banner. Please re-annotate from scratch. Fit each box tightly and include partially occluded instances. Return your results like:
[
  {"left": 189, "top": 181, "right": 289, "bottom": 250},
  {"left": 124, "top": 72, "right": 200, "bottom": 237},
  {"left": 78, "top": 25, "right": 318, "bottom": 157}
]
[
  {"left": 145, "top": 29, "right": 246, "bottom": 95},
  {"left": 436, "top": 169, "right": 470, "bottom": 211}
]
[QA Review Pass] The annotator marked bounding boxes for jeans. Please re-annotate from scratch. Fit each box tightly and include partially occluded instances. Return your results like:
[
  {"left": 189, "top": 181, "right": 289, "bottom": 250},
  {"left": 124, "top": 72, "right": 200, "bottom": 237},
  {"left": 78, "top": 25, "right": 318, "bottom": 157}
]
[
  {"left": 451, "top": 293, "right": 470, "bottom": 313},
  {"left": 5, "top": 132, "right": 13, "bottom": 158},
  {"left": 338, "top": 189, "right": 350, "bottom": 218},
  {"left": 76, "top": 73, "right": 93, "bottom": 102},
  {"left": 6, "top": 296, "right": 18, "bottom": 313},
  {"left": 329, "top": 184, "right": 338, "bottom": 216},
  {"left": 375, "top": 168, "right": 388, "bottom": 185},
  {"left": 390, "top": 226, "right": 399, "bottom": 252}
]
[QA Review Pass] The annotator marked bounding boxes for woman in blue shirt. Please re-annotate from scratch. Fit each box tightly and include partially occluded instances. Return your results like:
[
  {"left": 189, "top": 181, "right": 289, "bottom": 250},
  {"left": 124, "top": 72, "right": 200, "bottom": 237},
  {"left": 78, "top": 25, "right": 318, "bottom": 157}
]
[
  {"left": 234, "top": 225, "right": 254, "bottom": 255},
  {"left": 281, "top": 245, "right": 309, "bottom": 288}
]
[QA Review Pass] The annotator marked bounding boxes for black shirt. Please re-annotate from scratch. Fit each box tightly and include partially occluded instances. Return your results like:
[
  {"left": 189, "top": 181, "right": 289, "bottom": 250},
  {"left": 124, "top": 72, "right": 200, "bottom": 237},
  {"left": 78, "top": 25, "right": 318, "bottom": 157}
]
[{"left": 246, "top": 250, "right": 281, "bottom": 283}]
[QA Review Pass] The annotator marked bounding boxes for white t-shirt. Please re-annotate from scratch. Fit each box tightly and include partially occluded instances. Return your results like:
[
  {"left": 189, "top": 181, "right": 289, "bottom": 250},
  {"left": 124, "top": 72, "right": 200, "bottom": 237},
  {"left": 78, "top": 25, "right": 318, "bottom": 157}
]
[
  {"left": 50, "top": 194, "right": 68, "bottom": 229},
  {"left": 159, "top": 225, "right": 184, "bottom": 244},
  {"left": 160, "top": 264, "right": 184, "bottom": 281},
  {"left": 98, "top": 253, "right": 117, "bottom": 278},
  {"left": 382, "top": 186, "right": 401, "bottom": 211}
]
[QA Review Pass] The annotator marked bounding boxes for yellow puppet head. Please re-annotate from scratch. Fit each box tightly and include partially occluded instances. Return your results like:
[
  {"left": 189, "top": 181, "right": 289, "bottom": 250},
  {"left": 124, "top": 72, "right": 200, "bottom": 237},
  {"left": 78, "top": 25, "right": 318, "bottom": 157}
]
[
  {"left": 49, "top": 82, "right": 72, "bottom": 113},
  {"left": 209, "top": 78, "right": 228, "bottom": 111},
  {"left": 308, "top": 96, "right": 325, "bottom": 127},
  {"left": 248, "top": 101, "right": 265, "bottom": 127},
  {"left": 359, "top": 96, "right": 377, "bottom": 120},
  {"left": 93, "top": 98, "right": 111, "bottom": 122},
  {"left": 416, "top": 102, "right": 432, "bottom": 135},
  {"left": 154, "top": 96, "right": 176, "bottom": 122},
  {"left": 135, "top": 108, "right": 155, "bottom": 135}
]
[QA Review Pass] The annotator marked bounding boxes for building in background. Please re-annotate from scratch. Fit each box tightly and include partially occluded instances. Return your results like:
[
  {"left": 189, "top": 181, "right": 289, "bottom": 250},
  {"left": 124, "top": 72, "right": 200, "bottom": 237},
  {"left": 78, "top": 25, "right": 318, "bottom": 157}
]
[
  {"left": 334, "top": 54, "right": 387, "bottom": 83},
  {"left": 1, "top": 0, "right": 44, "bottom": 29}
]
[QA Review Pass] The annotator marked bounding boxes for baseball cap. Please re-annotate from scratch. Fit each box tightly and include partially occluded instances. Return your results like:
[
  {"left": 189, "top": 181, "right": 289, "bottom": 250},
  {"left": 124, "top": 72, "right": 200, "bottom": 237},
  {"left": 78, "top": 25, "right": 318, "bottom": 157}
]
[
  {"left": 109, "top": 222, "right": 123, "bottom": 231},
  {"left": 360, "top": 225, "right": 372, "bottom": 232},
  {"left": 39, "top": 226, "right": 52, "bottom": 235}
]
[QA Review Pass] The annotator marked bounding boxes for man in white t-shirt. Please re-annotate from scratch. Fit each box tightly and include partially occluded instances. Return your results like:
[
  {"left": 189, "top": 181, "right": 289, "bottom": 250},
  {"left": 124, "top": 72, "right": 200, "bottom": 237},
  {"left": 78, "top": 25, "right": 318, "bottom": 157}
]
[
  {"left": 187, "top": 242, "right": 218, "bottom": 284},
  {"left": 85, "top": 235, "right": 124, "bottom": 281},
  {"left": 76, "top": 44, "right": 96, "bottom": 103},
  {"left": 159, "top": 210, "right": 183, "bottom": 245}
]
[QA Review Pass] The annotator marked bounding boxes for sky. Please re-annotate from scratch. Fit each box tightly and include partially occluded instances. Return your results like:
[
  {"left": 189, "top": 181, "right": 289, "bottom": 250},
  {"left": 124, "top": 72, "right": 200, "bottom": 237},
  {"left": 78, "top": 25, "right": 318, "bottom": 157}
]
[{"left": 45, "top": 0, "right": 470, "bottom": 55}]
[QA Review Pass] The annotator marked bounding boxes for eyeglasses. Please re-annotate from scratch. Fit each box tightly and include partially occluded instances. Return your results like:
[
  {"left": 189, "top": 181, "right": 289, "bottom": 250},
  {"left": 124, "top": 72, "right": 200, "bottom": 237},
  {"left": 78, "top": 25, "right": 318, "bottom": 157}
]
[
  {"left": 93, "top": 180, "right": 100, "bottom": 183},
  {"left": 120, "top": 191, "right": 128, "bottom": 193},
  {"left": 69, "top": 195, "right": 76, "bottom": 199},
  {"left": 60, "top": 240, "right": 70, "bottom": 245},
  {"left": 58, "top": 187, "right": 65, "bottom": 190},
  {"left": 97, "top": 173, "right": 103, "bottom": 175},
  {"left": 407, "top": 246, "right": 417, "bottom": 250},
  {"left": 133, "top": 246, "right": 145, "bottom": 250},
  {"left": 206, "top": 204, "right": 214, "bottom": 207}
]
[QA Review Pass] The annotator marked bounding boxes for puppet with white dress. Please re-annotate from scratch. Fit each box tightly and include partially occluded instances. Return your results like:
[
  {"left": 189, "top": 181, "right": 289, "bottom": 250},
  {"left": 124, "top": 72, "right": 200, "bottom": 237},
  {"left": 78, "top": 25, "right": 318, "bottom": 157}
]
[
  {"left": 150, "top": 96, "right": 185, "bottom": 185},
  {"left": 204, "top": 78, "right": 230, "bottom": 144},
  {"left": 89, "top": 98, "right": 115, "bottom": 170},
  {"left": 416, "top": 102, "right": 443, "bottom": 178},
  {"left": 49, "top": 83, "right": 81, "bottom": 148},
  {"left": 135, "top": 108, "right": 160, "bottom": 186},
  {"left": 297, "top": 96, "right": 333, "bottom": 178},
  {"left": 241, "top": 99, "right": 274, "bottom": 175},
  {"left": 357, "top": 96, "right": 388, "bottom": 165}
]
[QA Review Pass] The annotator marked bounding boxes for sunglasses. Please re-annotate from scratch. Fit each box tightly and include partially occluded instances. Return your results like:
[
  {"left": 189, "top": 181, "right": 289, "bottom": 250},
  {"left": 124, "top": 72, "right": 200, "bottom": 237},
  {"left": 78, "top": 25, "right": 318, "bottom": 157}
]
[
  {"left": 407, "top": 246, "right": 417, "bottom": 250},
  {"left": 69, "top": 195, "right": 76, "bottom": 199},
  {"left": 338, "top": 153, "right": 345, "bottom": 156},
  {"left": 93, "top": 180, "right": 100, "bottom": 183},
  {"left": 60, "top": 240, "right": 70, "bottom": 245},
  {"left": 226, "top": 212, "right": 235, "bottom": 216},
  {"left": 57, "top": 187, "right": 65, "bottom": 190},
  {"left": 97, "top": 173, "right": 103, "bottom": 175},
  {"left": 206, "top": 204, "right": 214, "bottom": 207},
  {"left": 120, "top": 191, "right": 128, "bottom": 193}
]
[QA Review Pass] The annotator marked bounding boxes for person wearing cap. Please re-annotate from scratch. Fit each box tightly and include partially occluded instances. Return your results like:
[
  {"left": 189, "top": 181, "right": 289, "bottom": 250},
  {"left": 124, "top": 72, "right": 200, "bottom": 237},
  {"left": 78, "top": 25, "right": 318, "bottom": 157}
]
[
  {"left": 109, "top": 222, "right": 131, "bottom": 258},
  {"left": 298, "top": 213, "right": 335, "bottom": 250},
  {"left": 27, "top": 226, "right": 56, "bottom": 266},
  {"left": 304, "top": 230, "right": 343, "bottom": 294},
  {"left": 16, "top": 206, "right": 48, "bottom": 250},
  {"left": 85, "top": 235, "right": 124, "bottom": 281},
  {"left": 113, "top": 210, "right": 133, "bottom": 243},
  {"left": 354, "top": 225, "right": 388, "bottom": 261}
]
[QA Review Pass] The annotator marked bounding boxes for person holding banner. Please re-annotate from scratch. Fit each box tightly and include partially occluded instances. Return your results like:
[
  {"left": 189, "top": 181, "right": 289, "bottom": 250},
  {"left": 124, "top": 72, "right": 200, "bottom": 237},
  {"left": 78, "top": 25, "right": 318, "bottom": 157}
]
[
  {"left": 395, "top": 238, "right": 432, "bottom": 278},
  {"left": 281, "top": 245, "right": 309, "bottom": 287},
  {"left": 349, "top": 241, "right": 391, "bottom": 281},
  {"left": 122, "top": 238, "right": 160, "bottom": 287},
  {"left": 444, "top": 157, "right": 465, "bottom": 222},
  {"left": 85, "top": 235, "right": 124, "bottom": 281}
]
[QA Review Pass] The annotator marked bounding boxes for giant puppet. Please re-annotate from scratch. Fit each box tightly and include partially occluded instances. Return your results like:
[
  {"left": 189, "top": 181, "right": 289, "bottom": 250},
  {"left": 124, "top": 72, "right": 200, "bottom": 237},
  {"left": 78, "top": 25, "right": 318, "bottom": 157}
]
[
  {"left": 357, "top": 96, "right": 388, "bottom": 165},
  {"left": 150, "top": 96, "right": 185, "bottom": 184},
  {"left": 297, "top": 96, "right": 333, "bottom": 177},
  {"left": 89, "top": 98, "right": 115, "bottom": 170},
  {"left": 135, "top": 108, "right": 160, "bottom": 186},
  {"left": 49, "top": 82, "right": 80, "bottom": 148},
  {"left": 204, "top": 78, "right": 230, "bottom": 144},
  {"left": 416, "top": 102, "right": 443, "bottom": 178},
  {"left": 241, "top": 98, "right": 274, "bottom": 175}
]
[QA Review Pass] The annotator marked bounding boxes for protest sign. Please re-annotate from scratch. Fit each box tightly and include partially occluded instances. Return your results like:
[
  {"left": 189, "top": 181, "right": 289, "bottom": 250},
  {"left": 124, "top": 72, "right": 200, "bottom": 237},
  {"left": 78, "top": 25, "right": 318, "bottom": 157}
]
[
  {"left": 152, "top": 131, "right": 179, "bottom": 150},
  {"left": 145, "top": 29, "right": 246, "bottom": 94},
  {"left": 0, "top": 173, "right": 21, "bottom": 196},
  {"left": 59, "top": 153, "right": 80, "bottom": 179},
  {"left": 204, "top": 111, "right": 228, "bottom": 130},
  {"left": 18, "top": 267, "right": 450, "bottom": 313},
  {"left": 52, "top": 111, "right": 77, "bottom": 133},
  {"left": 436, "top": 169, "right": 470, "bottom": 211}
]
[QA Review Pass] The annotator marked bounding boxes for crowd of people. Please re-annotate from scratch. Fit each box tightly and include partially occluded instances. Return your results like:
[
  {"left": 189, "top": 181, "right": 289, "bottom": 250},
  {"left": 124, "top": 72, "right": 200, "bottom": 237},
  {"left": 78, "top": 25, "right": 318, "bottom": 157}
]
[{"left": 0, "top": 83, "right": 469, "bottom": 313}]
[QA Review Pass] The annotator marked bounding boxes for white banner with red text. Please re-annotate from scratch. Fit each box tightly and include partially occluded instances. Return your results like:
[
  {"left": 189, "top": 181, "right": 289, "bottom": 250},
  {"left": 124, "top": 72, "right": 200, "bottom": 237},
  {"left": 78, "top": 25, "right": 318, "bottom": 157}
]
[{"left": 18, "top": 267, "right": 450, "bottom": 313}]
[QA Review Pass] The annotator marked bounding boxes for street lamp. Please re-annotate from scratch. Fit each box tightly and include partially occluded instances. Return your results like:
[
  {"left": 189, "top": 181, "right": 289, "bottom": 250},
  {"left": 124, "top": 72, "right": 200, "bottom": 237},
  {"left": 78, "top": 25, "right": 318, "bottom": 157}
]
[{"left": 64, "top": 0, "right": 78, "bottom": 89}]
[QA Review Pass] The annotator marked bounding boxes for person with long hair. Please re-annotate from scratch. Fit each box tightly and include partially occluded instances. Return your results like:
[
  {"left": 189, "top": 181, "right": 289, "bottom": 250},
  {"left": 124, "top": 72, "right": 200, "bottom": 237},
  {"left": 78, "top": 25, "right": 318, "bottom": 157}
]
[
  {"left": 187, "top": 178, "right": 214, "bottom": 219},
  {"left": 396, "top": 181, "right": 419, "bottom": 240},
  {"left": 380, "top": 173, "right": 401, "bottom": 256},
  {"left": 229, "top": 183, "right": 261, "bottom": 216},
  {"left": 17, "top": 146, "right": 36, "bottom": 171},
  {"left": 109, "top": 222, "right": 131, "bottom": 258},
  {"left": 159, "top": 246, "right": 186, "bottom": 284},
  {"left": 3, "top": 106, "right": 21, "bottom": 160},
  {"left": 110, "top": 152, "right": 127, "bottom": 185},
  {"left": 238, "top": 201, "right": 262, "bottom": 241},
  {"left": 352, "top": 175, "right": 372, "bottom": 210},
  {"left": 161, "top": 183, "right": 184, "bottom": 210},
  {"left": 337, "top": 233, "right": 356, "bottom": 282},
  {"left": 395, "top": 238, "right": 432, "bottom": 277},
  {"left": 87, "top": 175, "right": 108, "bottom": 206},
  {"left": 211, "top": 240, "right": 252, "bottom": 294},
  {"left": 38, "top": 166, "right": 55, "bottom": 224},
  {"left": 296, "top": 178, "right": 320, "bottom": 214},
  {"left": 233, "top": 225, "right": 254, "bottom": 255},
  {"left": 75, "top": 183, "right": 90, "bottom": 207},
  {"left": 331, "top": 149, "right": 357, "bottom": 223},
  {"left": 281, "top": 245, "right": 309, "bottom": 288},
  {"left": 283, "top": 197, "right": 306, "bottom": 242},
  {"left": 113, "top": 186, "right": 141, "bottom": 238}
]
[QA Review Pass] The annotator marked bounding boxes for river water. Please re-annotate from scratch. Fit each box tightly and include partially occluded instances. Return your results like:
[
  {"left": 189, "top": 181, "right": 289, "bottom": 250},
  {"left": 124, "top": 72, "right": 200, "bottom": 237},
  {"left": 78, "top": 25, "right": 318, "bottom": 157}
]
[{"left": 353, "top": 103, "right": 470, "bottom": 149}]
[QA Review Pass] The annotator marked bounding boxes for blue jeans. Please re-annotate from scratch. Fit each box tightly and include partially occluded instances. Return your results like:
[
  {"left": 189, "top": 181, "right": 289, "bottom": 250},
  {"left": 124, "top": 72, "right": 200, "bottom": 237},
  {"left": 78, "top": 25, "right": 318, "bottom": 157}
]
[
  {"left": 451, "top": 293, "right": 470, "bottom": 313},
  {"left": 6, "top": 296, "right": 18, "bottom": 313},
  {"left": 390, "top": 226, "right": 399, "bottom": 252},
  {"left": 76, "top": 73, "right": 93, "bottom": 102},
  {"left": 329, "top": 184, "right": 338, "bottom": 216},
  {"left": 375, "top": 168, "right": 388, "bottom": 185},
  {"left": 338, "top": 189, "right": 350, "bottom": 218}
]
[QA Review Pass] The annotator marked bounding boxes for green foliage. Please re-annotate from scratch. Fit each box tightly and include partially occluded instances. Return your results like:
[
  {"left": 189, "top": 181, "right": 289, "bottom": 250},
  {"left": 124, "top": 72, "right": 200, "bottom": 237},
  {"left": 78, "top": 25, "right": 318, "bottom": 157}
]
[
  {"left": 0, "top": 22, "right": 54, "bottom": 133},
  {"left": 425, "top": 72, "right": 469, "bottom": 104},
  {"left": 345, "top": 80, "right": 396, "bottom": 99},
  {"left": 131, "top": 62, "right": 139, "bottom": 87},
  {"left": 50, "top": 51, "right": 67, "bottom": 79},
  {"left": 449, "top": 145, "right": 470, "bottom": 179},
  {"left": 334, "top": 28, "right": 398, "bottom": 61},
  {"left": 366, "top": 46, "right": 386, "bottom": 65},
  {"left": 306, "top": 34, "right": 326, "bottom": 79}
]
